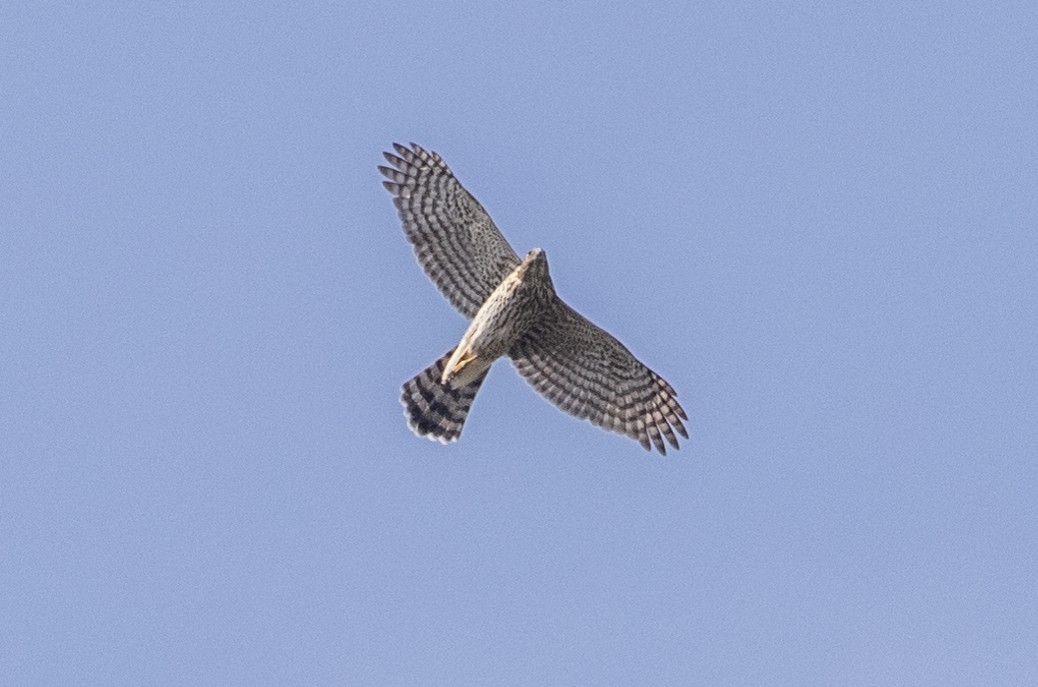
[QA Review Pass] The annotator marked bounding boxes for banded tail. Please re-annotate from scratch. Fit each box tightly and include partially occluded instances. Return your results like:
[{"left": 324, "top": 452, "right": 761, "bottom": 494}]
[{"left": 401, "top": 350, "right": 489, "bottom": 443}]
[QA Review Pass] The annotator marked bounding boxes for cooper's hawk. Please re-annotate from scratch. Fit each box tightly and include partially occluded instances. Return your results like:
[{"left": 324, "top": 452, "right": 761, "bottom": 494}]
[{"left": 380, "top": 143, "right": 688, "bottom": 454}]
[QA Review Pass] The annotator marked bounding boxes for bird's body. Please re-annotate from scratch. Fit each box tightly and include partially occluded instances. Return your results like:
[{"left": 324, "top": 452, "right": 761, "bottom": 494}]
[
  {"left": 380, "top": 143, "right": 688, "bottom": 454},
  {"left": 443, "top": 249, "right": 552, "bottom": 389}
]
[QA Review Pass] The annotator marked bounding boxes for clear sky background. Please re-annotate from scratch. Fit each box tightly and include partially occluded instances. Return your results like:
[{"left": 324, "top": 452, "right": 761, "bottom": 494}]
[{"left": 3, "top": 3, "right": 1036, "bottom": 685}]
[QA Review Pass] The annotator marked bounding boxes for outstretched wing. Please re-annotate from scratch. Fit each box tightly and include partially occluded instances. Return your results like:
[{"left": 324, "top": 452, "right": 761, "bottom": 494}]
[
  {"left": 379, "top": 143, "right": 521, "bottom": 318},
  {"left": 510, "top": 299, "right": 688, "bottom": 454}
]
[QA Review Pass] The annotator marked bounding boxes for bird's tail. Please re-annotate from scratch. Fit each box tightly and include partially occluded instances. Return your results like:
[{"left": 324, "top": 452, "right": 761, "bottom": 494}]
[{"left": 401, "top": 349, "right": 489, "bottom": 444}]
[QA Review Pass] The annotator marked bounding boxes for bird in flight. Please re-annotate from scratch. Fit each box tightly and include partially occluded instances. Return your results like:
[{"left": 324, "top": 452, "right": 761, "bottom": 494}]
[{"left": 379, "top": 143, "right": 688, "bottom": 454}]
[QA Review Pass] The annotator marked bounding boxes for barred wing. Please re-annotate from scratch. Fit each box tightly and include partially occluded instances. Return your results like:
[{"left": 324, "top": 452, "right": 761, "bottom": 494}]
[
  {"left": 510, "top": 299, "right": 688, "bottom": 454},
  {"left": 379, "top": 143, "right": 521, "bottom": 318}
]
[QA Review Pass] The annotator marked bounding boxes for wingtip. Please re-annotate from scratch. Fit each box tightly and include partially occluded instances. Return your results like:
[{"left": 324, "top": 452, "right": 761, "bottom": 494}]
[{"left": 674, "top": 419, "right": 689, "bottom": 439}]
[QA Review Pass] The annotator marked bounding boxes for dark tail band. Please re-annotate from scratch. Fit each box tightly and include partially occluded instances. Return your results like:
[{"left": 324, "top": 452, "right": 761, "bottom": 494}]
[{"left": 401, "top": 350, "right": 489, "bottom": 443}]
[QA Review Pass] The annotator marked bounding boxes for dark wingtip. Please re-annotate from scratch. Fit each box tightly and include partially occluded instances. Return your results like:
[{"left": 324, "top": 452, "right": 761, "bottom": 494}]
[{"left": 673, "top": 418, "right": 689, "bottom": 439}]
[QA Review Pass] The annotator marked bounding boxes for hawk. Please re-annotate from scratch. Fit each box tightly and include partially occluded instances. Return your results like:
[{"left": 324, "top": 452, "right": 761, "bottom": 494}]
[{"left": 379, "top": 143, "right": 688, "bottom": 454}]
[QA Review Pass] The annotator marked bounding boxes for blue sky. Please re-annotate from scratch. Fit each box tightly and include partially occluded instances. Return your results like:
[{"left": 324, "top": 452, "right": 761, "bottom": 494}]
[{"left": 3, "top": 2, "right": 1036, "bottom": 684}]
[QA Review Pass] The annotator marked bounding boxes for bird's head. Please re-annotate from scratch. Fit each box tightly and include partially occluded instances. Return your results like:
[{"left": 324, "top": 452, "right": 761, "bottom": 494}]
[
  {"left": 520, "top": 247, "right": 547, "bottom": 272},
  {"left": 515, "top": 247, "right": 555, "bottom": 298}
]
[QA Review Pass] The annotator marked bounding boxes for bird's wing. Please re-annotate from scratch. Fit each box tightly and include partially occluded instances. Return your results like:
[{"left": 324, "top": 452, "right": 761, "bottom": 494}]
[
  {"left": 380, "top": 143, "right": 521, "bottom": 318},
  {"left": 509, "top": 298, "right": 688, "bottom": 454}
]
